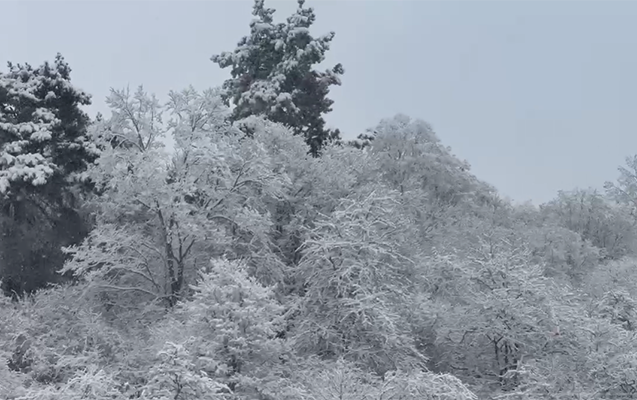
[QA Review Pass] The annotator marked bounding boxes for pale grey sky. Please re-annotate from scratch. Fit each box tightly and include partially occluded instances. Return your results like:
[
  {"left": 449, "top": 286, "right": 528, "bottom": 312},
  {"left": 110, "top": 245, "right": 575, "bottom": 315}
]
[{"left": 2, "top": 1, "right": 637, "bottom": 204}]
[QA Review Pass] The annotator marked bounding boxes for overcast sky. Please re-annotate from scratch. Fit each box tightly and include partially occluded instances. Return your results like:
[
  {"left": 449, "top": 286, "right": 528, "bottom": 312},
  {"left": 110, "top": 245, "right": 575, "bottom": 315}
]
[{"left": 3, "top": 1, "right": 637, "bottom": 204}]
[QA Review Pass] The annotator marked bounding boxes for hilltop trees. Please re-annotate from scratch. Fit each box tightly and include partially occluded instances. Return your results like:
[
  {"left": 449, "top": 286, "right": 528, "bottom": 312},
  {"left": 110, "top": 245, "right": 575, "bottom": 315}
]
[
  {"left": 541, "top": 189, "right": 636, "bottom": 260},
  {"left": 212, "top": 0, "right": 343, "bottom": 156},
  {"left": 8, "top": 2, "right": 637, "bottom": 399}
]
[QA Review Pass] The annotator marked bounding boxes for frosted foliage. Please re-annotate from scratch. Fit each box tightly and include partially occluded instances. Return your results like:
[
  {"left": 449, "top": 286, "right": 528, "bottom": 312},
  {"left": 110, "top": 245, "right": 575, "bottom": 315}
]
[
  {"left": 291, "top": 358, "right": 477, "bottom": 400},
  {"left": 362, "top": 114, "right": 496, "bottom": 247},
  {"left": 524, "top": 223, "right": 600, "bottom": 282},
  {"left": 293, "top": 188, "right": 424, "bottom": 374},
  {"left": 102, "top": 86, "right": 166, "bottom": 152},
  {"left": 369, "top": 114, "right": 478, "bottom": 198},
  {"left": 18, "top": 366, "right": 127, "bottom": 400},
  {"left": 0, "top": 56, "right": 97, "bottom": 194},
  {"left": 241, "top": 115, "right": 308, "bottom": 162},
  {"left": 583, "top": 324, "right": 637, "bottom": 398},
  {"left": 167, "top": 86, "right": 230, "bottom": 140},
  {"left": 141, "top": 342, "right": 227, "bottom": 400},
  {"left": 0, "top": 285, "right": 134, "bottom": 400},
  {"left": 0, "top": 71, "right": 58, "bottom": 192},
  {"left": 605, "top": 154, "right": 637, "bottom": 207},
  {"left": 542, "top": 189, "right": 636, "bottom": 260},
  {"left": 147, "top": 258, "right": 287, "bottom": 397},
  {"left": 212, "top": 0, "right": 342, "bottom": 154},
  {"left": 229, "top": 1, "right": 339, "bottom": 116},
  {"left": 63, "top": 87, "right": 287, "bottom": 309},
  {"left": 429, "top": 242, "right": 563, "bottom": 390},
  {"left": 63, "top": 87, "right": 196, "bottom": 307}
]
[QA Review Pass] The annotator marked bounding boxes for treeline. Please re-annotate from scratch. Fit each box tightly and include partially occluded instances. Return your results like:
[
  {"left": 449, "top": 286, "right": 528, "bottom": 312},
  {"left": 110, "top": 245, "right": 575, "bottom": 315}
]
[{"left": 2, "top": 1, "right": 637, "bottom": 399}]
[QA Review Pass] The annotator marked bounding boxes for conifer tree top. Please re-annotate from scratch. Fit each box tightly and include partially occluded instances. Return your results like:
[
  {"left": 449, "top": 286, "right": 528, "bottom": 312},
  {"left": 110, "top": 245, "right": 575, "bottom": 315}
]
[
  {"left": 211, "top": 0, "right": 343, "bottom": 156},
  {"left": 0, "top": 54, "right": 98, "bottom": 196}
]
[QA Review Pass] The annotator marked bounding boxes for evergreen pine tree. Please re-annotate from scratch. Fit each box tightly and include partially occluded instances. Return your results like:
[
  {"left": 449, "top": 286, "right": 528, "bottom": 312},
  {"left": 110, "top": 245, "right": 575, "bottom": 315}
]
[
  {"left": 0, "top": 54, "right": 98, "bottom": 295},
  {"left": 212, "top": 0, "right": 343, "bottom": 156}
]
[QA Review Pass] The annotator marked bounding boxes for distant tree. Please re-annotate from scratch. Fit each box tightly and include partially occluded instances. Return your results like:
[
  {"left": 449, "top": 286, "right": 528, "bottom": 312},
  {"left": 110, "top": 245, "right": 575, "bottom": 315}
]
[
  {"left": 0, "top": 54, "right": 98, "bottom": 296},
  {"left": 605, "top": 155, "right": 637, "bottom": 211},
  {"left": 540, "top": 188, "right": 636, "bottom": 260},
  {"left": 347, "top": 130, "right": 375, "bottom": 150},
  {"left": 360, "top": 114, "right": 496, "bottom": 247},
  {"left": 212, "top": 0, "right": 343, "bottom": 156}
]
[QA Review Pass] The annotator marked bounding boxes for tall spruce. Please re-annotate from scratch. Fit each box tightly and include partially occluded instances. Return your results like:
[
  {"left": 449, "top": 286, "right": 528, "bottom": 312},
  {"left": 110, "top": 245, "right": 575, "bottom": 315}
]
[
  {"left": 212, "top": 0, "right": 343, "bottom": 156},
  {"left": 0, "top": 54, "right": 98, "bottom": 295}
]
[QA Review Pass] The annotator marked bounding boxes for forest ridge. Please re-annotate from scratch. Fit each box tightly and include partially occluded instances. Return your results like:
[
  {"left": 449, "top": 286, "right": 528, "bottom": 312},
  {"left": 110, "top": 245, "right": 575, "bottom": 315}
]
[{"left": 1, "top": 1, "right": 637, "bottom": 399}]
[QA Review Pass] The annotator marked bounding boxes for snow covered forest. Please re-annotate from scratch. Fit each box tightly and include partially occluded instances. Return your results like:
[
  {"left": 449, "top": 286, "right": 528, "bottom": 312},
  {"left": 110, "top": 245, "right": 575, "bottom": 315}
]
[{"left": 3, "top": 1, "right": 637, "bottom": 399}]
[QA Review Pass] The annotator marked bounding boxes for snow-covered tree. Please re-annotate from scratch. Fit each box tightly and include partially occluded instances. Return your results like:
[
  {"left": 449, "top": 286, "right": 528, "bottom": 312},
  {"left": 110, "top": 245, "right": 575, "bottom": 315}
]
[
  {"left": 605, "top": 154, "right": 637, "bottom": 211},
  {"left": 60, "top": 86, "right": 182, "bottom": 308},
  {"left": 290, "top": 188, "right": 425, "bottom": 375},
  {"left": 0, "top": 283, "right": 127, "bottom": 393},
  {"left": 0, "top": 53, "right": 98, "bottom": 196},
  {"left": 140, "top": 341, "right": 228, "bottom": 400},
  {"left": 62, "top": 87, "right": 287, "bottom": 312},
  {"left": 0, "top": 54, "right": 98, "bottom": 295},
  {"left": 524, "top": 223, "right": 601, "bottom": 283},
  {"left": 212, "top": 0, "right": 343, "bottom": 156},
  {"left": 146, "top": 257, "right": 288, "bottom": 398},
  {"left": 541, "top": 188, "right": 636, "bottom": 260},
  {"left": 362, "top": 114, "right": 496, "bottom": 249},
  {"left": 429, "top": 241, "right": 563, "bottom": 391},
  {"left": 585, "top": 257, "right": 637, "bottom": 332},
  {"left": 285, "top": 357, "right": 477, "bottom": 400}
]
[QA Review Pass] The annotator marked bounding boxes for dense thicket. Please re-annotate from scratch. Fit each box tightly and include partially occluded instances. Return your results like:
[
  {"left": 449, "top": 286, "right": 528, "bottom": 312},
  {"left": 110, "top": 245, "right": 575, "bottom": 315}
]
[{"left": 2, "top": 1, "right": 637, "bottom": 400}]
